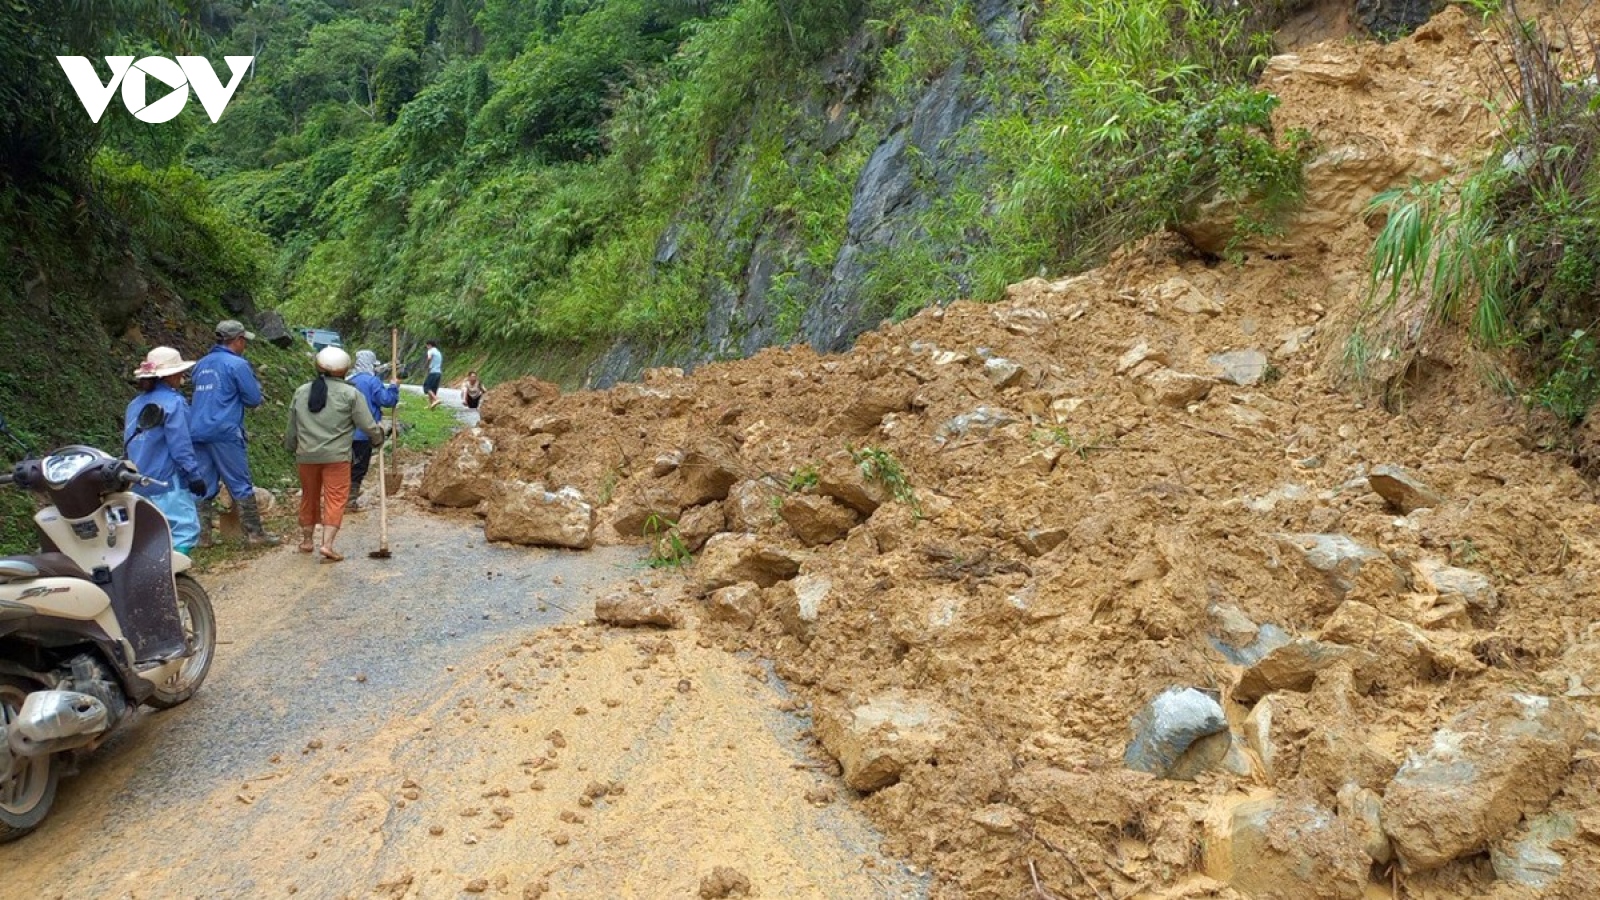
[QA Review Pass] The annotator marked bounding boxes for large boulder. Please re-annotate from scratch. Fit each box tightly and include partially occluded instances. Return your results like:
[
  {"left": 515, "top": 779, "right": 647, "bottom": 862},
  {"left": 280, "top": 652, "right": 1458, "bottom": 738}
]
[
  {"left": 769, "top": 573, "right": 833, "bottom": 643},
  {"left": 1336, "top": 784, "right": 1393, "bottom": 865},
  {"left": 813, "top": 451, "right": 890, "bottom": 515},
  {"left": 690, "top": 533, "right": 803, "bottom": 593},
  {"left": 1318, "top": 599, "right": 1485, "bottom": 684},
  {"left": 1491, "top": 812, "right": 1579, "bottom": 891},
  {"left": 705, "top": 582, "right": 762, "bottom": 629},
  {"left": 778, "top": 494, "right": 859, "bottom": 546},
  {"left": 594, "top": 588, "right": 682, "bottom": 628},
  {"left": 1123, "top": 687, "right": 1229, "bottom": 781},
  {"left": 420, "top": 430, "right": 495, "bottom": 508},
  {"left": 675, "top": 502, "right": 725, "bottom": 552},
  {"left": 1136, "top": 368, "right": 1215, "bottom": 408},
  {"left": 255, "top": 309, "right": 294, "bottom": 348},
  {"left": 611, "top": 482, "right": 683, "bottom": 538},
  {"left": 1382, "top": 694, "right": 1587, "bottom": 872},
  {"left": 675, "top": 439, "right": 743, "bottom": 507},
  {"left": 812, "top": 691, "right": 955, "bottom": 792},
  {"left": 1275, "top": 533, "right": 1401, "bottom": 598},
  {"left": 1234, "top": 638, "right": 1378, "bottom": 703},
  {"left": 484, "top": 482, "right": 595, "bottom": 549},
  {"left": 824, "top": 376, "right": 914, "bottom": 435},
  {"left": 1367, "top": 464, "right": 1443, "bottom": 514},
  {"left": 724, "top": 478, "right": 783, "bottom": 533},
  {"left": 1209, "top": 349, "right": 1270, "bottom": 386},
  {"left": 1203, "top": 796, "right": 1369, "bottom": 900},
  {"left": 1411, "top": 558, "right": 1496, "bottom": 612},
  {"left": 1207, "top": 603, "right": 1292, "bottom": 666}
]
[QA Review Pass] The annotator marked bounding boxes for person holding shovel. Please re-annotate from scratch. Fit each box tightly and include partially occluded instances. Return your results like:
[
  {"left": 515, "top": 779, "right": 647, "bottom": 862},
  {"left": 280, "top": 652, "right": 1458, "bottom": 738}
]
[
  {"left": 345, "top": 349, "right": 400, "bottom": 512},
  {"left": 284, "top": 347, "right": 384, "bottom": 562}
]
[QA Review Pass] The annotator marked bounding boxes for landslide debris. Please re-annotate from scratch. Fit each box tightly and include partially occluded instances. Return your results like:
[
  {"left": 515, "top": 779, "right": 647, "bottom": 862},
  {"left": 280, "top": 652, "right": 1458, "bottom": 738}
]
[{"left": 425, "top": 8, "right": 1600, "bottom": 898}]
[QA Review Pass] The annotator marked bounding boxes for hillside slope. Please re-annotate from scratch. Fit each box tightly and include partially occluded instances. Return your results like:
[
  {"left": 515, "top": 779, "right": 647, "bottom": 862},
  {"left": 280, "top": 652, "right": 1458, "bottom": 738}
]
[{"left": 422, "top": 7, "right": 1600, "bottom": 898}]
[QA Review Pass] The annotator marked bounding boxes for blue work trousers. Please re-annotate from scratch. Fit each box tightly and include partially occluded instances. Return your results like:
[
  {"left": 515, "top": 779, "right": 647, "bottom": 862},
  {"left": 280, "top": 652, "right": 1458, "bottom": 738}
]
[
  {"left": 195, "top": 438, "right": 256, "bottom": 502},
  {"left": 146, "top": 485, "right": 200, "bottom": 553}
]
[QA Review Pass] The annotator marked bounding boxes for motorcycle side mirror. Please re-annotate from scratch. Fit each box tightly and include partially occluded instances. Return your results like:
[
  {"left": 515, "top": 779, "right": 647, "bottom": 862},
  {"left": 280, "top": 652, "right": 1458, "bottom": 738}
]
[{"left": 137, "top": 404, "right": 166, "bottom": 432}]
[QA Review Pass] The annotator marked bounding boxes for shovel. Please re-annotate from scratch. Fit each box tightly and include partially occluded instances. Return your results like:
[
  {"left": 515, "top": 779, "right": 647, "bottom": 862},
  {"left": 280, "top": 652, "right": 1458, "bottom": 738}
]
[{"left": 370, "top": 328, "right": 399, "bottom": 560}]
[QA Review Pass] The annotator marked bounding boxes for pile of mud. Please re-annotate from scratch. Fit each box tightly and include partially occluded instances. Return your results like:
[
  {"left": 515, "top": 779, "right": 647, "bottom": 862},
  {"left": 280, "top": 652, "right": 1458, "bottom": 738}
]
[{"left": 422, "top": 8, "right": 1600, "bottom": 898}]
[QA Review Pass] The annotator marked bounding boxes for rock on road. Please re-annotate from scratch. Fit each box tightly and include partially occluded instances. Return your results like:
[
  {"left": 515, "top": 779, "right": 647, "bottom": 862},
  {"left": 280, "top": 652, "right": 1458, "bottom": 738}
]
[{"left": 1, "top": 497, "right": 923, "bottom": 899}]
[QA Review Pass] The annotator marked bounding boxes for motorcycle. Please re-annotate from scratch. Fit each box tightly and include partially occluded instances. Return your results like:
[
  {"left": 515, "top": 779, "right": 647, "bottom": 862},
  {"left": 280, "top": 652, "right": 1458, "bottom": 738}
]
[{"left": 0, "top": 412, "right": 216, "bottom": 840}]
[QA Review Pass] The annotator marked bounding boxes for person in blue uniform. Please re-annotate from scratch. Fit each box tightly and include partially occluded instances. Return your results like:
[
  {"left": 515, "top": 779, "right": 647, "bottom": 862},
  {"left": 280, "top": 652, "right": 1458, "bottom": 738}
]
[
  {"left": 124, "top": 347, "right": 207, "bottom": 555},
  {"left": 190, "top": 319, "right": 277, "bottom": 546},
  {"left": 345, "top": 349, "right": 400, "bottom": 511}
]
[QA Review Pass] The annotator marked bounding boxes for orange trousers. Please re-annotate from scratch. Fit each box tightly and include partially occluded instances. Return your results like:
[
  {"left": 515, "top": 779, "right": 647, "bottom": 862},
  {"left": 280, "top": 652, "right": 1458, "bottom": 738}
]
[{"left": 297, "top": 461, "right": 351, "bottom": 529}]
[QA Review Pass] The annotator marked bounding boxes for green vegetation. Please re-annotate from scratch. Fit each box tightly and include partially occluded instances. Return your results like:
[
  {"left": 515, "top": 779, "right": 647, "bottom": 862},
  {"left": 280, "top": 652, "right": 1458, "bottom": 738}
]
[
  {"left": 393, "top": 396, "right": 464, "bottom": 452},
  {"left": 867, "top": 0, "right": 1309, "bottom": 319},
  {"left": 1351, "top": 8, "right": 1600, "bottom": 423},
  {"left": 1032, "top": 426, "right": 1110, "bottom": 461},
  {"left": 642, "top": 512, "right": 691, "bottom": 569},
  {"left": 849, "top": 445, "right": 919, "bottom": 516},
  {"left": 786, "top": 464, "right": 820, "bottom": 492},
  {"left": 181, "top": 0, "right": 1303, "bottom": 362}
]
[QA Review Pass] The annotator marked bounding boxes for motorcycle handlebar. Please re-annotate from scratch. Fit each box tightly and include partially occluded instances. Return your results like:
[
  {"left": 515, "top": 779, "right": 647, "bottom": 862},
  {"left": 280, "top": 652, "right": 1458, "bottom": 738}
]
[{"left": 115, "top": 467, "right": 165, "bottom": 490}]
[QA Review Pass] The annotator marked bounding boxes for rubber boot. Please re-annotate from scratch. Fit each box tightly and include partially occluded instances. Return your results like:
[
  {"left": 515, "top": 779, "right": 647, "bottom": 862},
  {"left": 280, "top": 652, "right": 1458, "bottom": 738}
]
[
  {"left": 238, "top": 493, "right": 280, "bottom": 546},
  {"left": 346, "top": 484, "right": 363, "bottom": 513},
  {"left": 195, "top": 498, "right": 218, "bottom": 549}
]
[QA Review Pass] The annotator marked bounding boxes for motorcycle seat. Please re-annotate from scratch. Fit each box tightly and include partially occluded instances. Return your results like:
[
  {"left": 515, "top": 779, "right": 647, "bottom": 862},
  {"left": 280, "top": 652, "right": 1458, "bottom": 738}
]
[{"left": 0, "top": 553, "right": 92, "bottom": 583}]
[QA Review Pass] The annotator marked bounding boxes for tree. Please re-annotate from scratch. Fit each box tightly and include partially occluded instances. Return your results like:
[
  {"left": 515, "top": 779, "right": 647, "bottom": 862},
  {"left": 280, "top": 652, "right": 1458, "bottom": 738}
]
[{"left": 284, "top": 18, "right": 393, "bottom": 119}]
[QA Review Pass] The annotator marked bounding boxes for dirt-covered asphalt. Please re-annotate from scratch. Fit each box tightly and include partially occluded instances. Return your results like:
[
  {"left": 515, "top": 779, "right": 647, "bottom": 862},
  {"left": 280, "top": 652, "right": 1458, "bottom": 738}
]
[{"left": 1, "top": 491, "right": 924, "bottom": 899}]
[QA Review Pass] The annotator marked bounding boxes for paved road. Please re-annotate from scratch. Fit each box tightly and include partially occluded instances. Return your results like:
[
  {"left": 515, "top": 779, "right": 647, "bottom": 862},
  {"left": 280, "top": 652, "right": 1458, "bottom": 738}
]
[{"left": 2, "top": 497, "right": 924, "bottom": 899}]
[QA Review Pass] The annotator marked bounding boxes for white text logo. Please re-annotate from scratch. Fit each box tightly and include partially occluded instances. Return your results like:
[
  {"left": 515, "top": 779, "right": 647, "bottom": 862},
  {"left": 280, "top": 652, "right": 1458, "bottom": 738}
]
[{"left": 56, "top": 56, "right": 254, "bottom": 124}]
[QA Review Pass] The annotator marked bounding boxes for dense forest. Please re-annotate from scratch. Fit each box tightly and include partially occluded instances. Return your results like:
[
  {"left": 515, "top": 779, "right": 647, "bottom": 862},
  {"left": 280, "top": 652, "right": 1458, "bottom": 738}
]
[{"left": 124, "top": 0, "right": 1303, "bottom": 378}]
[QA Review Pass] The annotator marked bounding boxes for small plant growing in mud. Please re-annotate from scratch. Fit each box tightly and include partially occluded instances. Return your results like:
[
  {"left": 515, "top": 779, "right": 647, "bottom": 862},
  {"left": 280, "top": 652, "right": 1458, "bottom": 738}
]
[
  {"left": 786, "top": 464, "right": 820, "bottom": 492},
  {"left": 642, "top": 513, "right": 692, "bottom": 570},
  {"left": 1032, "top": 426, "right": 1109, "bottom": 460},
  {"left": 849, "top": 446, "right": 921, "bottom": 517},
  {"left": 597, "top": 469, "right": 622, "bottom": 506}
]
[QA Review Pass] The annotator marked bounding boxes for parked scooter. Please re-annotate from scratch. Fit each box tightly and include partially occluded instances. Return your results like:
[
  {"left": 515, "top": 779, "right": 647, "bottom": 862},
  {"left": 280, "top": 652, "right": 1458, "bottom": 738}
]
[{"left": 0, "top": 414, "right": 216, "bottom": 840}]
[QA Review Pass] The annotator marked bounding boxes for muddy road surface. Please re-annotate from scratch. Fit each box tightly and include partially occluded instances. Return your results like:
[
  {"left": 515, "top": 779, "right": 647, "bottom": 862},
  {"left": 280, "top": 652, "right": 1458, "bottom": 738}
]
[{"left": 3, "top": 500, "right": 923, "bottom": 899}]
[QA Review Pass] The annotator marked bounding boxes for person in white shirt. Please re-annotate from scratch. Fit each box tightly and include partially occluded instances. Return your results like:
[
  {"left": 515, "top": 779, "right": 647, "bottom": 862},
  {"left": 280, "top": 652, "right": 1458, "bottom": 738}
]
[{"left": 423, "top": 340, "right": 443, "bottom": 409}]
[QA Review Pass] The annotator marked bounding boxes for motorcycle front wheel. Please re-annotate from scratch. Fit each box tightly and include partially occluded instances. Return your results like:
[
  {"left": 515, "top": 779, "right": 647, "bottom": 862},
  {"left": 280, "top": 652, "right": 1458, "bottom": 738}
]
[
  {"left": 145, "top": 574, "right": 217, "bottom": 710},
  {"left": 0, "top": 677, "right": 59, "bottom": 841}
]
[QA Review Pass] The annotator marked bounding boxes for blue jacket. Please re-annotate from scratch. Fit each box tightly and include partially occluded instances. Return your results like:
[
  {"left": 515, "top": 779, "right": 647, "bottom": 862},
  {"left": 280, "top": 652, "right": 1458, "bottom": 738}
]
[
  {"left": 124, "top": 384, "right": 202, "bottom": 497},
  {"left": 189, "top": 345, "right": 263, "bottom": 443},
  {"left": 347, "top": 372, "right": 399, "bottom": 442}
]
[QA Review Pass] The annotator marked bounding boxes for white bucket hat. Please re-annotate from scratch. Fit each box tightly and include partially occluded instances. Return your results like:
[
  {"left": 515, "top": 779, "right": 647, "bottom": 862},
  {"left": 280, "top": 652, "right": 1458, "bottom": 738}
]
[
  {"left": 134, "top": 346, "right": 196, "bottom": 379},
  {"left": 316, "top": 346, "right": 352, "bottom": 374}
]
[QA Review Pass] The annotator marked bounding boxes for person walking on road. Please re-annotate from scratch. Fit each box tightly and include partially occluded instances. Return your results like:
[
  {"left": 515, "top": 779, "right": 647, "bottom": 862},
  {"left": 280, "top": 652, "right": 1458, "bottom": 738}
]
[
  {"left": 285, "top": 347, "right": 385, "bottom": 562},
  {"left": 424, "top": 340, "right": 443, "bottom": 409},
  {"left": 191, "top": 319, "right": 278, "bottom": 546},
  {"left": 346, "top": 349, "right": 400, "bottom": 511},
  {"left": 124, "top": 347, "right": 207, "bottom": 555}
]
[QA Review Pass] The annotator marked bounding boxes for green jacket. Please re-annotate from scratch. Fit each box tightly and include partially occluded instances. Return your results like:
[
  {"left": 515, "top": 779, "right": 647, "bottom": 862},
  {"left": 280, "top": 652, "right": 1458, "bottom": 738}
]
[{"left": 284, "top": 377, "right": 385, "bottom": 464}]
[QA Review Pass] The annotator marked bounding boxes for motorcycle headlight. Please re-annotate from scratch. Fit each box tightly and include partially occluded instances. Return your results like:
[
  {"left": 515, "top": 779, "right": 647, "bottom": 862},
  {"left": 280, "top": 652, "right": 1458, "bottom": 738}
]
[{"left": 42, "top": 450, "right": 98, "bottom": 487}]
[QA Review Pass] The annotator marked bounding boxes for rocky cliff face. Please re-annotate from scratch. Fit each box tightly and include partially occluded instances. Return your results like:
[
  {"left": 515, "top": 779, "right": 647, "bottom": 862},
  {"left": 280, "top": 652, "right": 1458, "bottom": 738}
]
[
  {"left": 590, "top": 0, "right": 1023, "bottom": 386},
  {"left": 588, "top": 0, "right": 1443, "bottom": 387}
]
